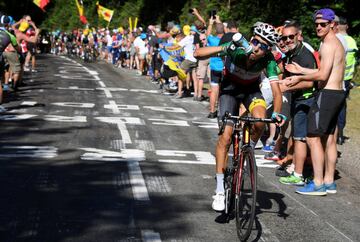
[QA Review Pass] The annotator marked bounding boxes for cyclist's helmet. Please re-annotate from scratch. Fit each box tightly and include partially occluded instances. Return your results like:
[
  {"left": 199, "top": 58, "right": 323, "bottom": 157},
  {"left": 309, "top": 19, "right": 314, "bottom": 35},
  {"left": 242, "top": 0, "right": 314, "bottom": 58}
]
[{"left": 253, "top": 23, "right": 280, "bottom": 45}]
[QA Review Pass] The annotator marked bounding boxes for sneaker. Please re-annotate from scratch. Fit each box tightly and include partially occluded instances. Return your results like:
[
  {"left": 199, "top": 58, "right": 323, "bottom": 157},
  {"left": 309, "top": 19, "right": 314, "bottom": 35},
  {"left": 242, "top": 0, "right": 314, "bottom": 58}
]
[
  {"left": 264, "top": 151, "right": 280, "bottom": 161},
  {"left": 296, "top": 181, "right": 327, "bottom": 196},
  {"left": 212, "top": 192, "right": 225, "bottom": 211},
  {"left": 275, "top": 166, "right": 291, "bottom": 177},
  {"left": 24, "top": 66, "right": 30, "bottom": 72},
  {"left": 262, "top": 145, "right": 273, "bottom": 152},
  {"left": 325, "top": 182, "right": 337, "bottom": 194},
  {"left": 279, "top": 172, "right": 304, "bottom": 186},
  {"left": 31, "top": 69, "right": 37, "bottom": 73},
  {"left": 0, "top": 105, "right": 7, "bottom": 113},
  {"left": 207, "top": 111, "right": 217, "bottom": 119}
]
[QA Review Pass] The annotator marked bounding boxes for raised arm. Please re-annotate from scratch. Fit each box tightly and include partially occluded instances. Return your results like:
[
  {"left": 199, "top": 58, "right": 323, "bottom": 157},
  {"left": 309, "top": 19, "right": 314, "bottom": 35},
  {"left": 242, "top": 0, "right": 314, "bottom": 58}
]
[
  {"left": 194, "top": 46, "right": 223, "bottom": 58},
  {"left": 192, "top": 8, "right": 206, "bottom": 27}
]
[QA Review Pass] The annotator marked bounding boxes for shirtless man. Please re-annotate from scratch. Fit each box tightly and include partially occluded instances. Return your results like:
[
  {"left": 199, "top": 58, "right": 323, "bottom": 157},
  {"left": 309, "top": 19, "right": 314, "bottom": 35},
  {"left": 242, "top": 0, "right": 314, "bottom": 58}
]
[{"left": 283, "top": 8, "right": 345, "bottom": 195}]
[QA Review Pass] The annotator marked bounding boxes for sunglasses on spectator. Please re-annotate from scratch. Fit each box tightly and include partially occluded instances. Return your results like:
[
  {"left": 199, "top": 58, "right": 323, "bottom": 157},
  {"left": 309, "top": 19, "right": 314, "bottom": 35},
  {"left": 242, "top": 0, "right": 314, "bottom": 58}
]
[
  {"left": 280, "top": 33, "right": 298, "bottom": 42},
  {"left": 200, "top": 38, "right": 206, "bottom": 41},
  {"left": 315, "top": 22, "right": 330, "bottom": 28},
  {"left": 250, "top": 38, "right": 269, "bottom": 51}
]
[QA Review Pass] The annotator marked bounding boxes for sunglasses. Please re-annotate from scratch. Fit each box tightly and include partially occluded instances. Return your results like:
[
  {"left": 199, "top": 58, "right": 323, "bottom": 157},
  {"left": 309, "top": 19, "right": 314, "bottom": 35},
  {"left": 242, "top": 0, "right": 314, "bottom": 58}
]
[
  {"left": 315, "top": 22, "right": 330, "bottom": 28},
  {"left": 200, "top": 38, "right": 206, "bottom": 41},
  {"left": 250, "top": 38, "right": 269, "bottom": 51},
  {"left": 280, "top": 33, "right": 298, "bottom": 42}
]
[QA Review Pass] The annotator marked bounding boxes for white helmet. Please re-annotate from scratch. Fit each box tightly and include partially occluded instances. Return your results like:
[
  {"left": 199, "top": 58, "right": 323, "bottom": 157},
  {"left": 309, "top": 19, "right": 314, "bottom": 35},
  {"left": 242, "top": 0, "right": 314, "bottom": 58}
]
[{"left": 253, "top": 23, "right": 279, "bottom": 45}]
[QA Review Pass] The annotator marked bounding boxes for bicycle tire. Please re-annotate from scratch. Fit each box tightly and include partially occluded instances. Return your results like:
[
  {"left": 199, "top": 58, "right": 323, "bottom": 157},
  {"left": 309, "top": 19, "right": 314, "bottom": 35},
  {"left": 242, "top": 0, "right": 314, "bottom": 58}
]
[{"left": 235, "top": 149, "right": 257, "bottom": 241}]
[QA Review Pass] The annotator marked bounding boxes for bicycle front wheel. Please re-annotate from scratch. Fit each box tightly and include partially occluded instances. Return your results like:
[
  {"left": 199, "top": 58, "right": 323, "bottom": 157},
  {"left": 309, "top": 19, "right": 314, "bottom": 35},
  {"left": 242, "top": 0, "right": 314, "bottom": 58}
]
[{"left": 235, "top": 150, "right": 257, "bottom": 241}]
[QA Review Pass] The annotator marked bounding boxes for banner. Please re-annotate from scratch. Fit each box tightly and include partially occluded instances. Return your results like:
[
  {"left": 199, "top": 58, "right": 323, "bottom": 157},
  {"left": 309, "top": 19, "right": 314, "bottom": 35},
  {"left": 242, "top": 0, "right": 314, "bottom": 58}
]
[
  {"left": 33, "top": 0, "right": 50, "bottom": 11},
  {"left": 96, "top": 2, "right": 114, "bottom": 22},
  {"left": 75, "top": 0, "right": 88, "bottom": 24}
]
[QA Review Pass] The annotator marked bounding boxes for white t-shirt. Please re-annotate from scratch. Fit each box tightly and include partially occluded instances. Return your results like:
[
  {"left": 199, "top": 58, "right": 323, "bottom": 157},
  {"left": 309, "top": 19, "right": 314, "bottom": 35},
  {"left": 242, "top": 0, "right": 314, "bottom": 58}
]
[
  {"left": 133, "top": 36, "right": 148, "bottom": 55},
  {"left": 106, "top": 34, "right": 113, "bottom": 47},
  {"left": 178, "top": 35, "right": 197, "bottom": 62}
]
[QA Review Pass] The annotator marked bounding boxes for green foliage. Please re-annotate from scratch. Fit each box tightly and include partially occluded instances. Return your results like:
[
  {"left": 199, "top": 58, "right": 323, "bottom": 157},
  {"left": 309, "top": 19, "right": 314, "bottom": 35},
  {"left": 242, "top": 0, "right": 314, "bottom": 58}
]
[{"left": 33, "top": 0, "right": 359, "bottom": 51}]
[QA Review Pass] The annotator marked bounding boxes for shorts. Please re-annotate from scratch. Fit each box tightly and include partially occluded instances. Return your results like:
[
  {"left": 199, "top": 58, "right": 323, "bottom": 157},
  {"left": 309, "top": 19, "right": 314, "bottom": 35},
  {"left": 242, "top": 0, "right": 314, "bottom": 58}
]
[
  {"left": 218, "top": 83, "right": 266, "bottom": 126},
  {"left": 180, "top": 59, "right": 198, "bottom": 73},
  {"left": 210, "top": 70, "right": 222, "bottom": 86},
  {"left": 161, "top": 64, "right": 177, "bottom": 80},
  {"left": 196, "top": 59, "right": 209, "bottom": 79},
  {"left": 107, "top": 46, "right": 112, "bottom": 53},
  {"left": 307, "top": 89, "right": 346, "bottom": 136},
  {"left": 27, "top": 43, "right": 37, "bottom": 56},
  {"left": 291, "top": 97, "right": 314, "bottom": 140},
  {"left": 138, "top": 53, "right": 146, "bottom": 60},
  {"left": 3, "top": 51, "right": 21, "bottom": 74},
  {"left": 152, "top": 54, "right": 162, "bottom": 71}
]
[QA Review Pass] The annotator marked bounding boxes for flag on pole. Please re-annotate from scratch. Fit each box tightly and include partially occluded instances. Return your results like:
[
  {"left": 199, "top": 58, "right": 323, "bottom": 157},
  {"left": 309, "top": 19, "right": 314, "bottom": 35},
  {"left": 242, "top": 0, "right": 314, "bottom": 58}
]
[
  {"left": 96, "top": 2, "right": 114, "bottom": 22},
  {"left": 75, "top": 0, "right": 88, "bottom": 24},
  {"left": 33, "top": 0, "right": 50, "bottom": 11}
]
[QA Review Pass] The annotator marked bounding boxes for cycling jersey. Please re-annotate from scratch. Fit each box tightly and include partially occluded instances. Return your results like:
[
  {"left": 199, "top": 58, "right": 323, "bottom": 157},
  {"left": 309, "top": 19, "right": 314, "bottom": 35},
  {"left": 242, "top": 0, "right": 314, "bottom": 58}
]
[{"left": 221, "top": 47, "right": 278, "bottom": 93}]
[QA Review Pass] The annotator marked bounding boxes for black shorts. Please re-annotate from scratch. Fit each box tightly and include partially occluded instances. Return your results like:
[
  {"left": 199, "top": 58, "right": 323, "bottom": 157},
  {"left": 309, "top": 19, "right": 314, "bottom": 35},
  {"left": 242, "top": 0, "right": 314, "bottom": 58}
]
[
  {"left": 307, "top": 89, "right": 346, "bottom": 136},
  {"left": 27, "top": 43, "right": 37, "bottom": 56},
  {"left": 161, "top": 64, "right": 177, "bottom": 80},
  {"left": 152, "top": 54, "right": 162, "bottom": 71},
  {"left": 218, "top": 82, "right": 266, "bottom": 126}
]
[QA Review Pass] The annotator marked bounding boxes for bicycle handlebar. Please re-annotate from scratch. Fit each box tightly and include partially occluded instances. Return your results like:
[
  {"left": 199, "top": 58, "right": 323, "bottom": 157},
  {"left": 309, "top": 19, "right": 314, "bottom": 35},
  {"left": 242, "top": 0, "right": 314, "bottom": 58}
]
[{"left": 218, "top": 111, "right": 282, "bottom": 140}]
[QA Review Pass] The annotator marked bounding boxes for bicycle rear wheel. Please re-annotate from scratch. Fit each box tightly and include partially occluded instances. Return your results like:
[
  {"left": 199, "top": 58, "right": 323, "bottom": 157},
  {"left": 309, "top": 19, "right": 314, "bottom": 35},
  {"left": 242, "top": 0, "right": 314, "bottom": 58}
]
[{"left": 235, "top": 150, "right": 257, "bottom": 241}]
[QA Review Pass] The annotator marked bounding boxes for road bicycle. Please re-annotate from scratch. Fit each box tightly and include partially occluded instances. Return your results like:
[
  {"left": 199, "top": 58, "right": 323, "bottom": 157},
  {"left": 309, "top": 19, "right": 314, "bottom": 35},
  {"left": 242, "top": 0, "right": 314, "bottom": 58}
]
[{"left": 219, "top": 111, "right": 280, "bottom": 241}]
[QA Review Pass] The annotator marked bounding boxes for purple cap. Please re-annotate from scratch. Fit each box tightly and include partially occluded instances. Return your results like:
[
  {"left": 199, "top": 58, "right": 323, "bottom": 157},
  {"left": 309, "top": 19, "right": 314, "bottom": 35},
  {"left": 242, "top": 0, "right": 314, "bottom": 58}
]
[{"left": 313, "top": 8, "right": 335, "bottom": 21}]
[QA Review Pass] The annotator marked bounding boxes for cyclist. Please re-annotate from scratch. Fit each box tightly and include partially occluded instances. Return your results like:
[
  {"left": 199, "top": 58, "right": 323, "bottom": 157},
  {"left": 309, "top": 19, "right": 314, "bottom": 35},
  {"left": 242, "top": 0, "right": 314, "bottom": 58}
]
[{"left": 194, "top": 23, "right": 286, "bottom": 211}]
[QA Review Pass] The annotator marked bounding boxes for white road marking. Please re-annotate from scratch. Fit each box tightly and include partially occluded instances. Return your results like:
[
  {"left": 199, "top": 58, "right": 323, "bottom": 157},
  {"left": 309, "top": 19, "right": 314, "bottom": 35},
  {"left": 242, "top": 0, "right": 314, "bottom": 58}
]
[
  {"left": 96, "top": 87, "right": 128, "bottom": 92},
  {"left": 141, "top": 230, "right": 162, "bottom": 242},
  {"left": 156, "top": 150, "right": 215, "bottom": 165},
  {"left": 51, "top": 102, "right": 95, "bottom": 108},
  {"left": 255, "top": 155, "right": 279, "bottom": 168},
  {"left": 149, "top": 119, "right": 189, "bottom": 127},
  {"left": 57, "top": 86, "right": 94, "bottom": 91},
  {"left": 192, "top": 121, "right": 218, "bottom": 129},
  {"left": 107, "top": 100, "right": 120, "bottom": 114},
  {"left": 130, "top": 89, "right": 159, "bottom": 94},
  {"left": 128, "top": 161, "right": 150, "bottom": 201},
  {"left": 143, "top": 106, "right": 187, "bottom": 113},
  {"left": 21, "top": 101, "right": 37, "bottom": 106},
  {"left": 80, "top": 148, "right": 144, "bottom": 161},
  {"left": 95, "top": 117, "right": 144, "bottom": 125},
  {"left": 43, "top": 115, "right": 87, "bottom": 122},
  {"left": 104, "top": 104, "right": 140, "bottom": 111}
]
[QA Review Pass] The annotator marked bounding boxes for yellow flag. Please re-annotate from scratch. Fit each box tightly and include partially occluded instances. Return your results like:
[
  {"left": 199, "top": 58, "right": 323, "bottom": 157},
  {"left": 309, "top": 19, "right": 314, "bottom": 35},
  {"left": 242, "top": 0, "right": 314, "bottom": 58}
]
[
  {"left": 33, "top": 0, "right": 50, "bottom": 11},
  {"left": 96, "top": 2, "right": 114, "bottom": 22}
]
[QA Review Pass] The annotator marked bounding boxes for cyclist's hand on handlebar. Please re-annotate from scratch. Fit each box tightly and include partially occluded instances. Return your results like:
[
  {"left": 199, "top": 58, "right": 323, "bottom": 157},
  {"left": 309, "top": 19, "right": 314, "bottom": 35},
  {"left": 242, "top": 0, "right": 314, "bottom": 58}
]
[{"left": 271, "top": 112, "right": 287, "bottom": 127}]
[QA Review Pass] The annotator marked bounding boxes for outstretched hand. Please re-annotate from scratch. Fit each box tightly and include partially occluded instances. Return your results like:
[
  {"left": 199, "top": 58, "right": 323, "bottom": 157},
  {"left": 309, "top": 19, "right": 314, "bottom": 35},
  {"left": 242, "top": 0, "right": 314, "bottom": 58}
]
[
  {"left": 282, "top": 75, "right": 301, "bottom": 87},
  {"left": 285, "top": 62, "right": 302, "bottom": 74}
]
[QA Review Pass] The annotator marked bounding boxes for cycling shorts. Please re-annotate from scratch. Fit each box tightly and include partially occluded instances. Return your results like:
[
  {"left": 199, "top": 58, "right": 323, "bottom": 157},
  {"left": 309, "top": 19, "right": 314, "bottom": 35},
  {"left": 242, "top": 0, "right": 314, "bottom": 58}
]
[{"left": 218, "top": 83, "right": 266, "bottom": 126}]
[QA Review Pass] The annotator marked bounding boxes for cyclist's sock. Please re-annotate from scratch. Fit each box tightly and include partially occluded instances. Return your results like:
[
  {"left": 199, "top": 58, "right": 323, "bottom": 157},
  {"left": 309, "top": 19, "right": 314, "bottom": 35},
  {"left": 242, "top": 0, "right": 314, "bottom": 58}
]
[
  {"left": 293, "top": 171, "right": 303, "bottom": 178},
  {"left": 216, "top": 173, "right": 225, "bottom": 194}
]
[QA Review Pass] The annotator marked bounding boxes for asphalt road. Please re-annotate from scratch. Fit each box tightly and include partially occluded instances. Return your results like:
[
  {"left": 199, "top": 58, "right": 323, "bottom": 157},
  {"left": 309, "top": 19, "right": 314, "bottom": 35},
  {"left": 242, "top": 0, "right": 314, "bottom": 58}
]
[{"left": 0, "top": 54, "right": 359, "bottom": 242}]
